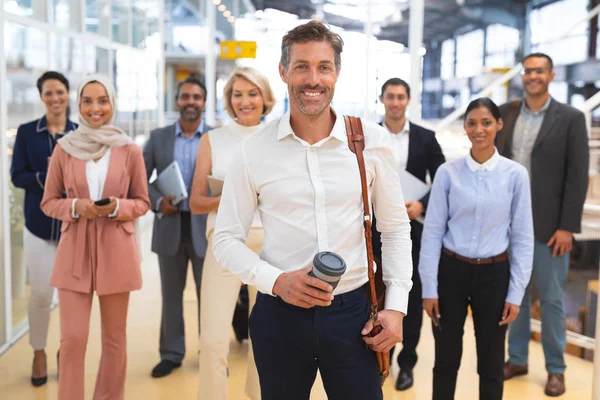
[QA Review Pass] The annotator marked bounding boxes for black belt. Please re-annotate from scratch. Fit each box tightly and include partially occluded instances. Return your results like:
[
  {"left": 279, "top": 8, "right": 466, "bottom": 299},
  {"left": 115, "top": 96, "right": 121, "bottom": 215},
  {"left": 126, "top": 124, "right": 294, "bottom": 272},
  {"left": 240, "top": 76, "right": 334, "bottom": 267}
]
[{"left": 442, "top": 248, "right": 508, "bottom": 265}]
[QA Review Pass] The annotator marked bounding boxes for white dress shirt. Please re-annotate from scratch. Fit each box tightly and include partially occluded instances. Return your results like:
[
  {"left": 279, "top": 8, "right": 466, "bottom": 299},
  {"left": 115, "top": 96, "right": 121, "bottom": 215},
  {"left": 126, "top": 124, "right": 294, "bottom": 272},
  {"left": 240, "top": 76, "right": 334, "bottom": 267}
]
[
  {"left": 71, "top": 149, "right": 119, "bottom": 217},
  {"left": 212, "top": 110, "right": 413, "bottom": 313},
  {"left": 383, "top": 119, "right": 410, "bottom": 169}
]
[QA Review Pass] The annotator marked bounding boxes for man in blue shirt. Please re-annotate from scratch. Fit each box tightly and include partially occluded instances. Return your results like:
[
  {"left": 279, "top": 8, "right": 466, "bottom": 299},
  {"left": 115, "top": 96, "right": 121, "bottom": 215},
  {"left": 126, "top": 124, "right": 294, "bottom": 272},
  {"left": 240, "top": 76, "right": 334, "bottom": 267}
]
[{"left": 143, "top": 77, "right": 213, "bottom": 378}]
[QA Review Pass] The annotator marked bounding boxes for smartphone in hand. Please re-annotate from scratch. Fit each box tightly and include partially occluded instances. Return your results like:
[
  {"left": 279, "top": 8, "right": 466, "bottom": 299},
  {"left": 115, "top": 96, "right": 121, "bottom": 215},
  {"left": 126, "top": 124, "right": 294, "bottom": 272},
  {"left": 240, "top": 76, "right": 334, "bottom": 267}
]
[
  {"left": 432, "top": 315, "right": 443, "bottom": 332},
  {"left": 94, "top": 198, "right": 111, "bottom": 206}
]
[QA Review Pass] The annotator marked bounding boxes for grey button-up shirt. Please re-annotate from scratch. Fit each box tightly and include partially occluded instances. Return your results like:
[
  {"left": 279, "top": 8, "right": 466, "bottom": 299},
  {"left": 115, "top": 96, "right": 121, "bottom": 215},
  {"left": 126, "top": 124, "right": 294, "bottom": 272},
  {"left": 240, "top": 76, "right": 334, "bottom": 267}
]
[{"left": 511, "top": 97, "right": 552, "bottom": 175}]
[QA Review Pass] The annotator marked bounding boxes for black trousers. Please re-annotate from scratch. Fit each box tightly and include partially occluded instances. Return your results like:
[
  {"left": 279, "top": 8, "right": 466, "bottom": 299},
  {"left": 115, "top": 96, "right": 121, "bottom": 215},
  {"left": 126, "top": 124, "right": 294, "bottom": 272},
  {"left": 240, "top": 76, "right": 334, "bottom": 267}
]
[
  {"left": 396, "top": 239, "right": 423, "bottom": 369},
  {"left": 250, "top": 287, "right": 382, "bottom": 400},
  {"left": 432, "top": 253, "right": 509, "bottom": 400}
]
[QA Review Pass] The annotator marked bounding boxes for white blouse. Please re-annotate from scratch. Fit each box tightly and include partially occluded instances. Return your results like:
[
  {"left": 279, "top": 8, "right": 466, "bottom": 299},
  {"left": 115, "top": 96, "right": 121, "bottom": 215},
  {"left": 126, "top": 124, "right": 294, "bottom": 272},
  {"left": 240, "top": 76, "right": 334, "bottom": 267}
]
[
  {"left": 71, "top": 149, "right": 119, "bottom": 218},
  {"left": 206, "top": 121, "right": 264, "bottom": 236},
  {"left": 87, "top": 148, "right": 111, "bottom": 201}
]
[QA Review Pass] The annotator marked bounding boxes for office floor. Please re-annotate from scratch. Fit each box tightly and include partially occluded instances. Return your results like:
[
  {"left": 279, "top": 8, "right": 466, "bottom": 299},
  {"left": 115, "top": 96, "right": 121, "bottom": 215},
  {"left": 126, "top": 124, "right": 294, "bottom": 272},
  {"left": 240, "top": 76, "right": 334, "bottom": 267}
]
[{"left": 0, "top": 228, "right": 594, "bottom": 400}]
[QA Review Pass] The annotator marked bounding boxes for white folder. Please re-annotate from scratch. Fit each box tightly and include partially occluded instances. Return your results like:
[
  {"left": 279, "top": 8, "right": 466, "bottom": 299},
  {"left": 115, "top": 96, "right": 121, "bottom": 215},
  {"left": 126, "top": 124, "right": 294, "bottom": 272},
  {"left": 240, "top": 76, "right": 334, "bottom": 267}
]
[
  {"left": 156, "top": 161, "right": 188, "bottom": 205},
  {"left": 207, "top": 175, "right": 224, "bottom": 196},
  {"left": 399, "top": 169, "right": 430, "bottom": 202},
  {"left": 399, "top": 170, "right": 430, "bottom": 224}
]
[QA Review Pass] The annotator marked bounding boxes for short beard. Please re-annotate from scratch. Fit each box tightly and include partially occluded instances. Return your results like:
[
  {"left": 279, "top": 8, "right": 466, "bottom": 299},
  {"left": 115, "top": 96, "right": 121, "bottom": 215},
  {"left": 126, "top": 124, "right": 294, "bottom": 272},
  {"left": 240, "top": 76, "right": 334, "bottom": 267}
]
[
  {"left": 180, "top": 107, "right": 201, "bottom": 121},
  {"left": 290, "top": 85, "right": 334, "bottom": 117}
]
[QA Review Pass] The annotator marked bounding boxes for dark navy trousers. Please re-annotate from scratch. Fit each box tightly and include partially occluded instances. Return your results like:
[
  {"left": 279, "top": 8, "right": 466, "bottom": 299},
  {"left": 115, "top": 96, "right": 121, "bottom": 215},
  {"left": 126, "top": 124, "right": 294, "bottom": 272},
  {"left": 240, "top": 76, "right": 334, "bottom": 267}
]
[{"left": 249, "top": 287, "right": 383, "bottom": 400}]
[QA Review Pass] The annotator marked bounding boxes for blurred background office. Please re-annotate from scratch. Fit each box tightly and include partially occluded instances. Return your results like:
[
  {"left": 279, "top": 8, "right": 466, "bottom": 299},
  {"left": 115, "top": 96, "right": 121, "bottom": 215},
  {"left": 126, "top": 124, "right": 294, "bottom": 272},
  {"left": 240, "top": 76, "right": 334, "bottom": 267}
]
[{"left": 0, "top": 0, "right": 599, "bottom": 398}]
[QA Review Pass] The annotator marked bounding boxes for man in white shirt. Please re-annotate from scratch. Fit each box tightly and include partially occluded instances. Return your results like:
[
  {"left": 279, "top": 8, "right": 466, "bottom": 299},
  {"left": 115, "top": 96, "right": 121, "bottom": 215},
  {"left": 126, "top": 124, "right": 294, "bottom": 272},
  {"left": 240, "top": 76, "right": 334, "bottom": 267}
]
[
  {"left": 212, "top": 21, "right": 412, "bottom": 399},
  {"left": 373, "top": 78, "right": 446, "bottom": 391}
]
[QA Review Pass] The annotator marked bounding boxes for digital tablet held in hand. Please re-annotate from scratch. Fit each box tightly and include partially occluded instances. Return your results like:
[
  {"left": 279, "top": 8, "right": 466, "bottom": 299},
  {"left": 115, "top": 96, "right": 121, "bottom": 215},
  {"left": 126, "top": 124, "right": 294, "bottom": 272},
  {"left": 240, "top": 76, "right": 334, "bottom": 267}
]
[
  {"left": 156, "top": 161, "right": 188, "bottom": 205},
  {"left": 94, "top": 198, "right": 111, "bottom": 206}
]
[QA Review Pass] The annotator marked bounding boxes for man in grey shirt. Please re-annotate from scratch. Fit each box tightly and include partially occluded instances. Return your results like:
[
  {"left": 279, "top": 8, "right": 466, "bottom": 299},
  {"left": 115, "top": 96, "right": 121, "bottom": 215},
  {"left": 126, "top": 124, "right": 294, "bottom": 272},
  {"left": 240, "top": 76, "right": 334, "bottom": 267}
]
[{"left": 497, "top": 53, "right": 589, "bottom": 398}]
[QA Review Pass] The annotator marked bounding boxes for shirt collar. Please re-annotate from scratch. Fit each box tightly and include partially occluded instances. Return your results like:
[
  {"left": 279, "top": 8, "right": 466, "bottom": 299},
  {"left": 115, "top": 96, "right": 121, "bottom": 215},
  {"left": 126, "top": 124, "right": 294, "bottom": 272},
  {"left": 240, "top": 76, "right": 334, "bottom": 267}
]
[
  {"left": 523, "top": 96, "right": 552, "bottom": 115},
  {"left": 466, "top": 148, "right": 500, "bottom": 171},
  {"left": 176, "top": 120, "right": 204, "bottom": 137},
  {"left": 383, "top": 118, "right": 409, "bottom": 135},
  {"left": 36, "top": 116, "right": 48, "bottom": 133},
  {"left": 277, "top": 109, "right": 346, "bottom": 143}
]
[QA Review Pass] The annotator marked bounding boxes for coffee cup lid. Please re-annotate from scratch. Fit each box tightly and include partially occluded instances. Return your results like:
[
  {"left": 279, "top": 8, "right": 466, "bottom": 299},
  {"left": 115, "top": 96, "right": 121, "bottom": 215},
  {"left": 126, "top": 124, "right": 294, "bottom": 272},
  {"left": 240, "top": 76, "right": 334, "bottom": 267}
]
[{"left": 313, "top": 251, "right": 347, "bottom": 277}]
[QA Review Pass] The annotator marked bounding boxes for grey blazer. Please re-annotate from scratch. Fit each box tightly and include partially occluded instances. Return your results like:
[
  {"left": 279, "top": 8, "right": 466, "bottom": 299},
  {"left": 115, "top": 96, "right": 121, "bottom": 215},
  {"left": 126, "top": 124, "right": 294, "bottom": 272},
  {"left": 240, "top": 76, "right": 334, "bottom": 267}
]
[
  {"left": 496, "top": 98, "right": 589, "bottom": 243},
  {"left": 143, "top": 122, "right": 213, "bottom": 257}
]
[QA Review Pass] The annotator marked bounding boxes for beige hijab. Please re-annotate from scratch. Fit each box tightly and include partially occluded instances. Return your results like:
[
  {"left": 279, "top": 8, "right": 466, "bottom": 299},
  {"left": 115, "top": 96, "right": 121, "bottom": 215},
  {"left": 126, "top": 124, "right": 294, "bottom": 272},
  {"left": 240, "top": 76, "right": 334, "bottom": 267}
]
[{"left": 58, "top": 74, "right": 134, "bottom": 160}]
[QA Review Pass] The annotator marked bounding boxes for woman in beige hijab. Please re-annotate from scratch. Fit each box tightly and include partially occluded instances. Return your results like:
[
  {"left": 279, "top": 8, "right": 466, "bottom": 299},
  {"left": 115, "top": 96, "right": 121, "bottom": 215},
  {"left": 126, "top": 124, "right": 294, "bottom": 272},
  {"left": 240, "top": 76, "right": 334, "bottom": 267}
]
[{"left": 41, "top": 75, "right": 150, "bottom": 400}]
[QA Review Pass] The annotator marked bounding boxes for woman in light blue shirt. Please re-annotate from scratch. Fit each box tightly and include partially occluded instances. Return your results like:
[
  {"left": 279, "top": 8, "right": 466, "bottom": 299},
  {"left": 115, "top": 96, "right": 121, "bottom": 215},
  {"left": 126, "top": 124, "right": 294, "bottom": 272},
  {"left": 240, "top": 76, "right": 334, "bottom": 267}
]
[{"left": 419, "top": 97, "right": 534, "bottom": 400}]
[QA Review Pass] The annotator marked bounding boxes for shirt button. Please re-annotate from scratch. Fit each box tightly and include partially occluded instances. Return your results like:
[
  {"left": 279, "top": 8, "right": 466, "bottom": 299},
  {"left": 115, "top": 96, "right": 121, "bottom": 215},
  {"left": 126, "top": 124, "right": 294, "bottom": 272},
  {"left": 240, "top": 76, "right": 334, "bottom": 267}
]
[
  {"left": 310, "top": 147, "right": 316, "bottom": 152},
  {"left": 472, "top": 236, "right": 477, "bottom": 240},
  {"left": 476, "top": 217, "right": 480, "bottom": 220}
]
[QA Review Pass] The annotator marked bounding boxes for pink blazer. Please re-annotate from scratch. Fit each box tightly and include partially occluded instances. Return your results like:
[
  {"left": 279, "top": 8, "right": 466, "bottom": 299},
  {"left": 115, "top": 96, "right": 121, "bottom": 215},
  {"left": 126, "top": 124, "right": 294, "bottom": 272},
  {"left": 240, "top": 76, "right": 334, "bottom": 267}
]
[{"left": 41, "top": 144, "right": 150, "bottom": 295}]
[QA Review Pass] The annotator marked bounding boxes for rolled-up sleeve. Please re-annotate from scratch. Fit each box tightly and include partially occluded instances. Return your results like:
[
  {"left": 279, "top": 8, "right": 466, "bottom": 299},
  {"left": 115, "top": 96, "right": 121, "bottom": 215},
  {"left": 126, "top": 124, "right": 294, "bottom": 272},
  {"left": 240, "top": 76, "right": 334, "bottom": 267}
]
[
  {"left": 212, "top": 146, "right": 283, "bottom": 295},
  {"left": 418, "top": 165, "right": 450, "bottom": 300},
  {"left": 368, "top": 143, "right": 413, "bottom": 314},
  {"left": 506, "top": 167, "right": 534, "bottom": 305}
]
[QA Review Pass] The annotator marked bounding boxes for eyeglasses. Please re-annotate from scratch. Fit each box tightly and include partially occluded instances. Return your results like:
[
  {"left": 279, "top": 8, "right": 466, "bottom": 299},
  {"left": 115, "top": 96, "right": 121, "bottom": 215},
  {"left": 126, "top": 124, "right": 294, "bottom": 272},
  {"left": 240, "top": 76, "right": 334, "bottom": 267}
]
[{"left": 520, "top": 67, "right": 551, "bottom": 76}]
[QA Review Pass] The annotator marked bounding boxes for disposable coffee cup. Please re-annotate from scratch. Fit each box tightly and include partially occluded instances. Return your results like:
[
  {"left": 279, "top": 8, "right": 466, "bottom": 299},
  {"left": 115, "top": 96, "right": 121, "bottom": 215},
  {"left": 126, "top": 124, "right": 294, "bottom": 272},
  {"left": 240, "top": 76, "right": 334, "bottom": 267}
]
[{"left": 310, "top": 251, "right": 347, "bottom": 290}]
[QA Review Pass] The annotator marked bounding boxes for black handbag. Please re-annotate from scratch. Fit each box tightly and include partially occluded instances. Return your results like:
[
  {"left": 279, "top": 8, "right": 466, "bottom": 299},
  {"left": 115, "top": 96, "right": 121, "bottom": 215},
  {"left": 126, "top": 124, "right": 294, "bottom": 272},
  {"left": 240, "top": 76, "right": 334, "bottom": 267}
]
[{"left": 232, "top": 285, "right": 249, "bottom": 342}]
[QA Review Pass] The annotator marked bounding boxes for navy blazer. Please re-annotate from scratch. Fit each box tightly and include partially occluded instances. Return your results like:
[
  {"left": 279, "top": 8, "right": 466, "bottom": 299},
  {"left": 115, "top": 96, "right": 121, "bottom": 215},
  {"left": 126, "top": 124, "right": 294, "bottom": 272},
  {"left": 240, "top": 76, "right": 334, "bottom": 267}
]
[
  {"left": 372, "top": 121, "right": 446, "bottom": 260},
  {"left": 10, "top": 116, "right": 77, "bottom": 241}
]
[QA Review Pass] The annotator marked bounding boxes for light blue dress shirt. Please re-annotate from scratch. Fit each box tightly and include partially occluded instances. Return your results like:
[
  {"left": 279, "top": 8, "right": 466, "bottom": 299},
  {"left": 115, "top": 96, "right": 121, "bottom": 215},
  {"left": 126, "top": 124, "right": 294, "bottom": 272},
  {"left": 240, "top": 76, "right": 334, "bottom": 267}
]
[
  {"left": 173, "top": 120, "right": 204, "bottom": 212},
  {"left": 419, "top": 149, "right": 534, "bottom": 305}
]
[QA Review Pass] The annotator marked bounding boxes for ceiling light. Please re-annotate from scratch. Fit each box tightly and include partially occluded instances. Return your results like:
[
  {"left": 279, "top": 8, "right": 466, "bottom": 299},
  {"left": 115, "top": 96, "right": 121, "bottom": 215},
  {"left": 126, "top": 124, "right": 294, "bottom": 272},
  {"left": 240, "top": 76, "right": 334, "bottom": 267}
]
[
  {"left": 223, "top": 10, "right": 231, "bottom": 17},
  {"left": 218, "top": 4, "right": 226, "bottom": 12},
  {"left": 228, "top": 16, "right": 235, "bottom": 22},
  {"left": 212, "top": 0, "right": 221, "bottom": 4}
]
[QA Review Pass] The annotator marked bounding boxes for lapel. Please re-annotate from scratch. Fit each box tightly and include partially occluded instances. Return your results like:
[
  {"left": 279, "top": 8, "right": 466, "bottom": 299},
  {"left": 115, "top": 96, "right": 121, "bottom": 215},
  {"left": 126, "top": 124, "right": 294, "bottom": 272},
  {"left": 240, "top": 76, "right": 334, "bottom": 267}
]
[
  {"left": 101, "top": 146, "right": 126, "bottom": 198},
  {"left": 163, "top": 124, "right": 177, "bottom": 165},
  {"left": 70, "top": 156, "right": 90, "bottom": 199},
  {"left": 533, "top": 99, "right": 559, "bottom": 151},
  {"left": 406, "top": 123, "right": 419, "bottom": 172},
  {"left": 503, "top": 100, "right": 522, "bottom": 159}
]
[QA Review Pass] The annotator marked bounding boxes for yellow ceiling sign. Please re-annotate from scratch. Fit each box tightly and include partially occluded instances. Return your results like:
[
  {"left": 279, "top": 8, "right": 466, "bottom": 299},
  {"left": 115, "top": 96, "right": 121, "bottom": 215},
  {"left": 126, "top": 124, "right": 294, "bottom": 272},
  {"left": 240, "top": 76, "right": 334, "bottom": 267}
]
[{"left": 220, "top": 41, "right": 257, "bottom": 59}]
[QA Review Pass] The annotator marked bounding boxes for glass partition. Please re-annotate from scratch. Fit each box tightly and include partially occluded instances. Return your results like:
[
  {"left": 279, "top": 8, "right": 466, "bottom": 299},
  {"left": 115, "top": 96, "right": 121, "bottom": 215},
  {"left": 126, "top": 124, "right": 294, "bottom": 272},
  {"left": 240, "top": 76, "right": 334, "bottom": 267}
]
[{"left": 4, "top": 22, "right": 48, "bottom": 330}]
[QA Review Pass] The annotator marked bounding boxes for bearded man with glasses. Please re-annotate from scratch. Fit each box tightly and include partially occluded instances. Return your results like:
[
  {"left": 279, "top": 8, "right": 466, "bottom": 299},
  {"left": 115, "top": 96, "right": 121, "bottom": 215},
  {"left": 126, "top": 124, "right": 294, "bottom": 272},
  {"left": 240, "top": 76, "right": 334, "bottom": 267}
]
[{"left": 496, "top": 52, "right": 589, "bottom": 397}]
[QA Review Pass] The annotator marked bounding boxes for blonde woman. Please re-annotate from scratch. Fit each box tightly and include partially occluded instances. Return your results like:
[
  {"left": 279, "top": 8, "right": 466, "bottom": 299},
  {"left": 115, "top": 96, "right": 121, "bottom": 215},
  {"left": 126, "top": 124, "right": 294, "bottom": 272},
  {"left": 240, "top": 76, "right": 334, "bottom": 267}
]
[
  {"left": 190, "top": 67, "right": 275, "bottom": 400},
  {"left": 41, "top": 75, "right": 150, "bottom": 399}
]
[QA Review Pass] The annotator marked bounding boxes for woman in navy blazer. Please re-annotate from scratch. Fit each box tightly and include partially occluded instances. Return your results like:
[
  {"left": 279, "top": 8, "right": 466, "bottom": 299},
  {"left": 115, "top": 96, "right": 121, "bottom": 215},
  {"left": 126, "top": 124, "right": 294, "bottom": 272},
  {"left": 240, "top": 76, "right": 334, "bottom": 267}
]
[{"left": 10, "top": 71, "right": 77, "bottom": 386}]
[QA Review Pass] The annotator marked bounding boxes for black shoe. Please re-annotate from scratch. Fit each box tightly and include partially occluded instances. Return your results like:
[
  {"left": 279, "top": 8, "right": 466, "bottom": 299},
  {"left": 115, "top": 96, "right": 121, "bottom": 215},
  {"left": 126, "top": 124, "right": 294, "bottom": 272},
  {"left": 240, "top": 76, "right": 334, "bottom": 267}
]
[
  {"left": 151, "top": 360, "right": 182, "bottom": 378},
  {"left": 57, "top": 350, "right": 60, "bottom": 381},
  {"left": 31, "top": 376, "right": 48, "bottom": 387},
  {"left": 395, "top": 368, "right": 414, "bottom": 391},
  {"left": 31, "top": 353, "right": 48, "bottom": 387}
]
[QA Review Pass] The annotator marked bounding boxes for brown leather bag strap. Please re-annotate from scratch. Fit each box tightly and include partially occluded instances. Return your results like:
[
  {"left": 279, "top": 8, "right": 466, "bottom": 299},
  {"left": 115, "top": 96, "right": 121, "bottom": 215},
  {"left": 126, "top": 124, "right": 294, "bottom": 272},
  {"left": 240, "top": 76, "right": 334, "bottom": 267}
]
[{"left": 343, "top": 115, "right": 379, "bottom": 312}]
